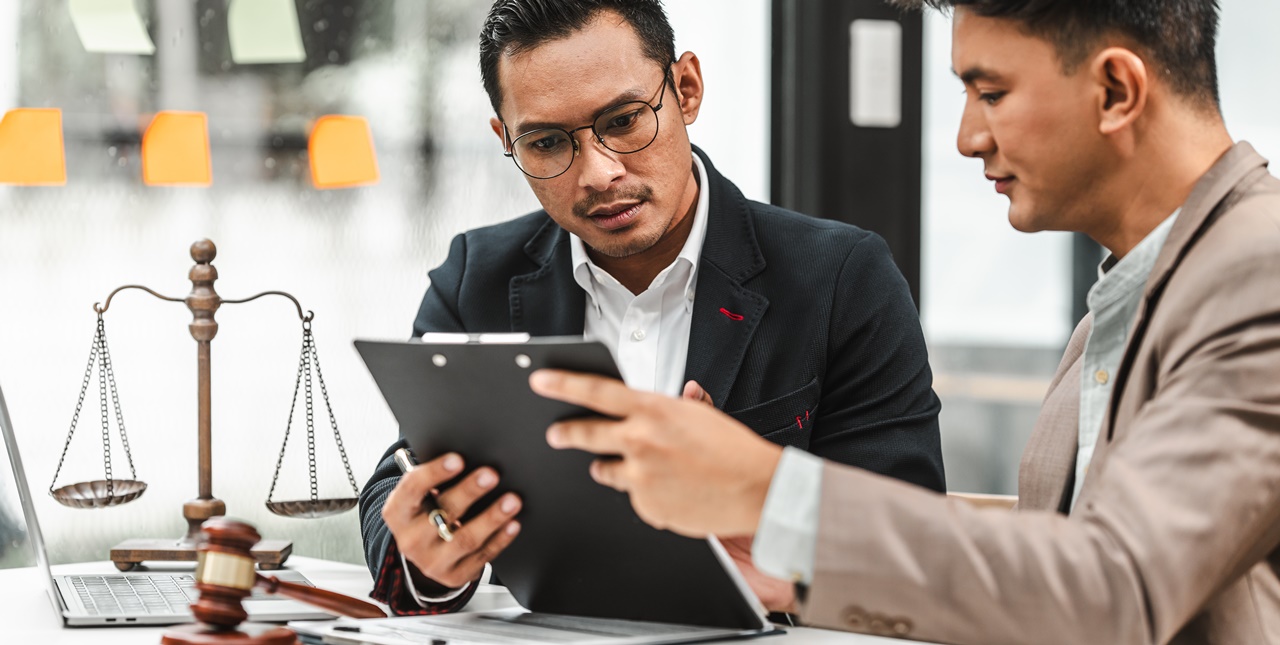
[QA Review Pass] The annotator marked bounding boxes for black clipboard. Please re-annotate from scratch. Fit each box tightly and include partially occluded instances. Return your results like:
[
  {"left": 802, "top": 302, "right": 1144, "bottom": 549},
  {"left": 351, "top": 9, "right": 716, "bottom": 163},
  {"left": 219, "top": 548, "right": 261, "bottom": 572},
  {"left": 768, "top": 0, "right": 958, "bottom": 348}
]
[{"left": 355, "top": 336, "right": 769, "bottom": 630}]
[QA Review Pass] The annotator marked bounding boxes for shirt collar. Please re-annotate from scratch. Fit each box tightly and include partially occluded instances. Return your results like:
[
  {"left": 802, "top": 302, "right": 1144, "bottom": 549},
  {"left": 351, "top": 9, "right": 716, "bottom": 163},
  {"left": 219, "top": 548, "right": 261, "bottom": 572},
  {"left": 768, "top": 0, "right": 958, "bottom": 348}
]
[
  {"left": 570, "top": 153, "right": 711, "bottom": 315},
  {"left": 1089, "top": 209, "right": 1181, "bottom": 311}
]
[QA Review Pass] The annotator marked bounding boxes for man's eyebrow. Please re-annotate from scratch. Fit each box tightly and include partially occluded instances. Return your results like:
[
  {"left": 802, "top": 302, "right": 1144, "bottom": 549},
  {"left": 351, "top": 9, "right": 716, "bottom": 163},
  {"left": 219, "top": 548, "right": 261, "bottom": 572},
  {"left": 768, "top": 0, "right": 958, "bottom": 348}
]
[
  {"left": 513, "top": 86, "right": 651, "bottom": 135},
  {"left": 954, "top": 66, "right": 1002, "bottom": 85}
]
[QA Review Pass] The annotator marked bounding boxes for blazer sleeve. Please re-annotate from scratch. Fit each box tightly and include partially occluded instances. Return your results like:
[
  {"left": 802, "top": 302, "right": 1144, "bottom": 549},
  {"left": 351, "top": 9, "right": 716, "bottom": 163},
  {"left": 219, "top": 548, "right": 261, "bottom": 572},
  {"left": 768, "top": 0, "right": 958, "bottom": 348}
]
[
  {"left": 358, "top": 233, "right": 476, "bottom": 615},
  {"left": 359, "top": 441, "right": 479, "bottom": 614},
  {"left": 798, "top": 232, "right": 1280, "bottom": 644},
  {"left": 812, "top": 232, "right": 945, "bottom": 491}
]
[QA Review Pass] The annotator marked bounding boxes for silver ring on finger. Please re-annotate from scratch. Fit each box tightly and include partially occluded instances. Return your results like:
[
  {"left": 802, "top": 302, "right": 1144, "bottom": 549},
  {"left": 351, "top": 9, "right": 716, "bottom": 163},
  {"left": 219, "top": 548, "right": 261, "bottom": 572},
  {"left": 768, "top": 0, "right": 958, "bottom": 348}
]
[{"left": 428, "top": 508, "right": 456, "bottom": 542}]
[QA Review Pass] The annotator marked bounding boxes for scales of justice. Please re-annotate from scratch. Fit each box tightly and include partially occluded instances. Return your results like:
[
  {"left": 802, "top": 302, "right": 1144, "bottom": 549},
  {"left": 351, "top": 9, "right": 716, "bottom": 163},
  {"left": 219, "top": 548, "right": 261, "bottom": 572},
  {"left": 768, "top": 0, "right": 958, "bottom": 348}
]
[{"left": 48, "top": 239, "right": 363, "bottom": 571}]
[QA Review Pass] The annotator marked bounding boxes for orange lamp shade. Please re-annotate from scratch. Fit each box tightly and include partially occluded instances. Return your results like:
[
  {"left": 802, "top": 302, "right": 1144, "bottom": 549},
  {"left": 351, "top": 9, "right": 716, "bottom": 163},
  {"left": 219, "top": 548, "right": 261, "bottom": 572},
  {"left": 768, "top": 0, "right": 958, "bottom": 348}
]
[
  {"left": 142, "top": 111, "right": 213, "bottom": 186},
  {"left": 0, "top": 108, "right": 67, "bottom": 186},
  {"left": 309, "top": 115, "right": 379, "bottom": 189}
]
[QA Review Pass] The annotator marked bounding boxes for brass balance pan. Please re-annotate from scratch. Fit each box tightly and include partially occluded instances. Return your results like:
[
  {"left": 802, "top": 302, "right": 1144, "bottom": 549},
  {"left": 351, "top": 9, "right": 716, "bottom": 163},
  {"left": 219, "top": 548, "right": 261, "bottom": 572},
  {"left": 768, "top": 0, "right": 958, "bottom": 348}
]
[
  {"left": 50, "top": 479, "right": 147, "bottom": 508},
  {"left": 265, "top": 497, "right": 358, "bottom": 519}
]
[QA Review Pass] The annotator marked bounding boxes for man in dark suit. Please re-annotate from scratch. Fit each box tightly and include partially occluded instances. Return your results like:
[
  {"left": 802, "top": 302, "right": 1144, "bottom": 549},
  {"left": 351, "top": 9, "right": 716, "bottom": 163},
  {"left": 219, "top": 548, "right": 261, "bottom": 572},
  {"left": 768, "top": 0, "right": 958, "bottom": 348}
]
[{"left": 359, "top": 0, "right": 943, "bottom": 615}]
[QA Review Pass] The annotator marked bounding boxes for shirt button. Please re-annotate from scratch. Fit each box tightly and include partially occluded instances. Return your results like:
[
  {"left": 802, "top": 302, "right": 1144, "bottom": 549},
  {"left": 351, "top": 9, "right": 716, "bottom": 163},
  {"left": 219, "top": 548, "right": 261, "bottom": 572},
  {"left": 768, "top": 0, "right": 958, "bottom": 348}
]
[
  {"left": 631, "top": 329, "right": 646, "bottom": 342},
  {"left": 1095, "top": 370, "right": 1109, "bottom": 385}
]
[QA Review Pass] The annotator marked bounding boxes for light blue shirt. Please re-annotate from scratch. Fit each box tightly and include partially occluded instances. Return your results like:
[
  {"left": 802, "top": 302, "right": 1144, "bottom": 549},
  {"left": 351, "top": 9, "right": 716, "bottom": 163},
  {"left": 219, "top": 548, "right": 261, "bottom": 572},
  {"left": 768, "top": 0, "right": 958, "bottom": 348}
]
[{"left": 1070, "top": 211, "right": 1179, "bottom": 510}]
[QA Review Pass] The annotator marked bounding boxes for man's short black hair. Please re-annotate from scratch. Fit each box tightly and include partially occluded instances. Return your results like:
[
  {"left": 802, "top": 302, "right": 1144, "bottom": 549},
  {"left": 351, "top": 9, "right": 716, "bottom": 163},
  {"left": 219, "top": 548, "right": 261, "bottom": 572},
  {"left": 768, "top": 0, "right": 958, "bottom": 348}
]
[
  {"left": 480, "top": 0, "right": 677, "bottom": 119},
  {"left": 892, "top": 0, "right": 1221, "bottom": 109}
]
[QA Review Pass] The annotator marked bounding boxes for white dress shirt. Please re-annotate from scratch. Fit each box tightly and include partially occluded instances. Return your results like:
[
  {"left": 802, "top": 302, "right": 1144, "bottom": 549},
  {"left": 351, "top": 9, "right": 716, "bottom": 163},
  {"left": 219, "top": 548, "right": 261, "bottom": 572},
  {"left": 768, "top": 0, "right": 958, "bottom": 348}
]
[
  {"left": 570, "top": 154, "right": 711, "bottom": 397},
  {"left": 752, "top": 446, "right": 825, "bottom": 584}
]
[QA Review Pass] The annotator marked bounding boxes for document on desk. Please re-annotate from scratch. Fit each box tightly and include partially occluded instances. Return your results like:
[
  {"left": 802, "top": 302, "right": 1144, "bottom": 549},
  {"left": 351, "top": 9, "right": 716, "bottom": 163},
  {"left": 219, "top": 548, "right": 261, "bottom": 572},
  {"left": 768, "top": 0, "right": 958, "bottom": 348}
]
[{"left": 290, "top": 608, "right": 775, "bottom": 645}]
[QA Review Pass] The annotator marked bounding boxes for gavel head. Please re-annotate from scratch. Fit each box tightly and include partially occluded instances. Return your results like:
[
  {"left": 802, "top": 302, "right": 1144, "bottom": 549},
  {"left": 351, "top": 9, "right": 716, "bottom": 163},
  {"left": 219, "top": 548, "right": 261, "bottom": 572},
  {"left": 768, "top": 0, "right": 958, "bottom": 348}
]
[{"left": 190, "top": 517, "right": 261, "bottom": 629}]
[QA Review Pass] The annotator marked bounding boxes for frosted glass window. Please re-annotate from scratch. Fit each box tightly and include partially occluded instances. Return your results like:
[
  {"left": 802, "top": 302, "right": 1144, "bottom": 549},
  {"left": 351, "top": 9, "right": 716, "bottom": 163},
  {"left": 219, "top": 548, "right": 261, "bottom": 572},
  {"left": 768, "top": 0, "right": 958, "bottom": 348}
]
[{"left": 0, "top": 0, "right": 768, "bottom": 565}]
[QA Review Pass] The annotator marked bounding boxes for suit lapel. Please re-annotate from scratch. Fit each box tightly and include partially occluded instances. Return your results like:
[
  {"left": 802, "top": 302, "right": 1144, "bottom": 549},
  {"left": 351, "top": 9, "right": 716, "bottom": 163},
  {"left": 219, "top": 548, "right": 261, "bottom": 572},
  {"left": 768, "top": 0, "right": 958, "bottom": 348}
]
[
  {"left": 682, "top": 148, "right": 768, "bottom": 408},
  {"left": 509, "top": 218, "right": 586, "bottom": 336},
  {"left": 1019, "top": 315, "right": 1091, "bottom": 512},
  {"left": 685, "top": 266, "right": 768, "bottom": 408},
  {"left": 1099, "top": 143, "right": 1271, "bottom": 444}
]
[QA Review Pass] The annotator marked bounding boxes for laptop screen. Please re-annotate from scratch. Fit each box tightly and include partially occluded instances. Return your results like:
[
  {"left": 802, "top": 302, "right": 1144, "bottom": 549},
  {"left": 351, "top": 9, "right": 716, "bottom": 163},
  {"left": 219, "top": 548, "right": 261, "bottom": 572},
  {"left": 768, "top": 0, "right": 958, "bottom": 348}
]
[
  {"left": 0, "top": 388, "right": 36, "bottom": 569},
  {"left": 0, "top": 382, "right": 59, "bottom": 608}
]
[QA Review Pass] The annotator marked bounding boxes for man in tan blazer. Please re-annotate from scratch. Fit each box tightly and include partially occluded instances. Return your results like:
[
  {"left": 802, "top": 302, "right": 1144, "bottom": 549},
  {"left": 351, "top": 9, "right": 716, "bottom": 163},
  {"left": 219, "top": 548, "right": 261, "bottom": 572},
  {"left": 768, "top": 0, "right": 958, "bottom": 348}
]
[{"left": 527, "top": 0, "right": 1280, "bottom": 643}]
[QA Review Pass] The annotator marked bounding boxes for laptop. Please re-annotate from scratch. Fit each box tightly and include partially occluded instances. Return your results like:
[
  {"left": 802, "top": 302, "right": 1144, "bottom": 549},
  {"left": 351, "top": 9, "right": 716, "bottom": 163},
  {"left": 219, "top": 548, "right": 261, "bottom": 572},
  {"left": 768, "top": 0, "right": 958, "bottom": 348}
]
[{"left": 0, "top": 381, "right": 334, "bottom": 626}]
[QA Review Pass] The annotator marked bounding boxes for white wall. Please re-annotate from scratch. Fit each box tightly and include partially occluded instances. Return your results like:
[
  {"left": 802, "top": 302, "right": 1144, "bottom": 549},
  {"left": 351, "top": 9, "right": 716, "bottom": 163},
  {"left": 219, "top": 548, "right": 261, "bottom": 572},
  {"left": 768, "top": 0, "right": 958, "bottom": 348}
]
[
  {"left": 920, "top": 10, "right": 1073, "bottom": 349},
  {"left": 1218, "top": 0, "right": 1280, "bottom": 156},
  {"left": 0, "top": 0, "right": 15, "bottom": 113},
  {"left": 919, "top": 1, "right": 1280, "bottom": 350},
  {"left": 669, "top": 1, "right": 771, "bottom": 202}
]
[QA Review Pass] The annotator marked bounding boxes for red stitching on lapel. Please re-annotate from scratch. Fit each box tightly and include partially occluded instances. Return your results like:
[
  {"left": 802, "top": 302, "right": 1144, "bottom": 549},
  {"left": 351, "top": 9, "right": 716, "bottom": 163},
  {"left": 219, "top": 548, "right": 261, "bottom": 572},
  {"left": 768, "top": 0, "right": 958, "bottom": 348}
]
[{"left": 720, "top": 308, "right": 745, "bottom": 321}]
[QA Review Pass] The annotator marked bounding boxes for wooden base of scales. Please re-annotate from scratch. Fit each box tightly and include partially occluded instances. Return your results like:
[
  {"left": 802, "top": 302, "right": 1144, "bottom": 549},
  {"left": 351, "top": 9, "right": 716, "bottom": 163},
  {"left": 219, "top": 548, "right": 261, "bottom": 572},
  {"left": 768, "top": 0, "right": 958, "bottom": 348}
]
[{"left": 110, "top": 496, "right": 291, "bottom": 572}]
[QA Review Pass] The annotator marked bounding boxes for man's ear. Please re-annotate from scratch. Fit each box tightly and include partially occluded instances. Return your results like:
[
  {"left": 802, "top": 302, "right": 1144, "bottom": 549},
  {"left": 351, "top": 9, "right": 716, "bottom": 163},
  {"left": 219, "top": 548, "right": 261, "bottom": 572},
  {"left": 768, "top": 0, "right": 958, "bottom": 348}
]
[
  {"left": 1092, "top": 47, "right": 1148, "bottom": 136},
  {"left": 490, "top": 117, "right": 507, "bottom": 151},
  {"left": 672, "top": 51, "right": 704, "bottom": 125}
]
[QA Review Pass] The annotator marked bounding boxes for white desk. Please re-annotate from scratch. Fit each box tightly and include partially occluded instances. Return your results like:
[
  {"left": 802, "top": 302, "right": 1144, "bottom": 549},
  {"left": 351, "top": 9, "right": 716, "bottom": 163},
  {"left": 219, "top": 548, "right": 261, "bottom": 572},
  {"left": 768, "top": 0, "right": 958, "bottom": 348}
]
[{"left": 0, "top": 556, "right": 924, "bottom": 644}]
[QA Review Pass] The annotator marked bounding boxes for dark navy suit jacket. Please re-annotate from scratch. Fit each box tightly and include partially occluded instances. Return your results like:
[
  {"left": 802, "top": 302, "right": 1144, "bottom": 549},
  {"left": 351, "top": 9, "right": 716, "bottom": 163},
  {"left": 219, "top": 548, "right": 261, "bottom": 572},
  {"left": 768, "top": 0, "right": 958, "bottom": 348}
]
[{"left": 359, "top": 148, "right": 944, "bottom": 614}]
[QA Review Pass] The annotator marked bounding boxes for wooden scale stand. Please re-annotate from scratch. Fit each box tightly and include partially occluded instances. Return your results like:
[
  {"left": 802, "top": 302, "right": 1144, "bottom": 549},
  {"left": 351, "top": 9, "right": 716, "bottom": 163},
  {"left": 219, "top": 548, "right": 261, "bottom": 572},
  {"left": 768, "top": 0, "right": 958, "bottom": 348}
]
[{"left": 47, "top": 240, "right": 362, "bottom": 571}]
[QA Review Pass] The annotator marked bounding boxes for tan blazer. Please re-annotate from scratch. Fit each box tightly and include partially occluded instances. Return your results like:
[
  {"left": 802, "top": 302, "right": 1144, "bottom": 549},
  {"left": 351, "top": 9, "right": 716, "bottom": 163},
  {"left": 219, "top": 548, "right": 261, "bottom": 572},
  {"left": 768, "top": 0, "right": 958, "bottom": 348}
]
[{"left": 799, "top": 142, "right": 1280, "bottom": 645}]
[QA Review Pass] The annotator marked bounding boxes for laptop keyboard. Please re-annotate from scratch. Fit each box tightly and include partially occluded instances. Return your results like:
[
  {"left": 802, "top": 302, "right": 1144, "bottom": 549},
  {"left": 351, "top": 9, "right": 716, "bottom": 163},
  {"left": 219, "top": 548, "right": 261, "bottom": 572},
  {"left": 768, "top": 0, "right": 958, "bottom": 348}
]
[{"left": 69, "top": 574, "right": 303, "bottom": 616}]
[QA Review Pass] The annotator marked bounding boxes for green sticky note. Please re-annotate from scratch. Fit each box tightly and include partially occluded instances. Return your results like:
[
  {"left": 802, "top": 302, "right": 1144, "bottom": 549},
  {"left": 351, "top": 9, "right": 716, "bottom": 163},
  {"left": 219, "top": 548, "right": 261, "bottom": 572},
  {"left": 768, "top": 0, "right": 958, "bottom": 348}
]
[
  {"left": 68, "top": 0, "right": 156, "bottom": 55},
  {"left": 228, "top": 0, "right": 307, "bottom": 64}
]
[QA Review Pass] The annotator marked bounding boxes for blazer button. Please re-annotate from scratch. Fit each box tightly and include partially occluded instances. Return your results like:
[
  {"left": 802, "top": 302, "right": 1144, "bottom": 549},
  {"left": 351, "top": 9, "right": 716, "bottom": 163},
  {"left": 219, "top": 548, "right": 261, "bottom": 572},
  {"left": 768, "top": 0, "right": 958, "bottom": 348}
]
[
  {"left": 841, "top": 606, "right": 868, "bottom": 630},
  {"left": 893, "top": 618, "right": 913, "bottom": 636},
  {"left": 868, "top": 616, "right": 890, "bottom": 635}
]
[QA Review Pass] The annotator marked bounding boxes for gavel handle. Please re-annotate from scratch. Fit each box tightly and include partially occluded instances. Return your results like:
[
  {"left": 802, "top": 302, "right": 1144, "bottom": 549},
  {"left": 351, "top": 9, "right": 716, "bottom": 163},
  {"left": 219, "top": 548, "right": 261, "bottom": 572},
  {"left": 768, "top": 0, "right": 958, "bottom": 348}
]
[{"left": 255, "top": 573, "right": 387, "bottom": 619}]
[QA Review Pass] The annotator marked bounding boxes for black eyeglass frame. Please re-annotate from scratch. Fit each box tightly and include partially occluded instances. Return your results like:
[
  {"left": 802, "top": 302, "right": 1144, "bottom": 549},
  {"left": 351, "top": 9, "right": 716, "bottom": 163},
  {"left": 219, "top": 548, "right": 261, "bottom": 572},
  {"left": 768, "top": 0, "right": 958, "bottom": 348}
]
[{"left": 501, "top": 69, "right": 675, "bottom": 180}]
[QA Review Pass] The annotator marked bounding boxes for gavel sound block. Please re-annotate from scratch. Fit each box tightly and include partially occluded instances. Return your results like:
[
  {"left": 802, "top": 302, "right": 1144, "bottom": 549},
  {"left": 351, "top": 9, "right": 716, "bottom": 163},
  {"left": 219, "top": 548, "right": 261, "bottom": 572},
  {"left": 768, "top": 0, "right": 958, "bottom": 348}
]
[{"left": 162, "top": 518, "right": 384, "bottom": 645}]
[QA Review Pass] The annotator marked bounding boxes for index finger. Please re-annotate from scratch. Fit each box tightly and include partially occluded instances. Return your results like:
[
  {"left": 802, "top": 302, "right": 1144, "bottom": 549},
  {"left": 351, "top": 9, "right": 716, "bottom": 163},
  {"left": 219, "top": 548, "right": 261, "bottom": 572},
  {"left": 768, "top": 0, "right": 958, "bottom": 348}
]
[
  {"left": 391, "top": 452, "right": 464, "bottom": 508},
  {"left": 547, "top": 416, "right": 627, "bottom": 455},
  {"left": 529, "top": 370, "right": 642, "bottom": 418}
]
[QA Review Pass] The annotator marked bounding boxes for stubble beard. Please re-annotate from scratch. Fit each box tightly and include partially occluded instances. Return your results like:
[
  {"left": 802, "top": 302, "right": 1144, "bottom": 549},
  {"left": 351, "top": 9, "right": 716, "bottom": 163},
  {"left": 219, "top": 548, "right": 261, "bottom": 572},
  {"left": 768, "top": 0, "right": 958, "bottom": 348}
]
[{"left": 573, "top": 184, "right": 664, "bottom": 258}]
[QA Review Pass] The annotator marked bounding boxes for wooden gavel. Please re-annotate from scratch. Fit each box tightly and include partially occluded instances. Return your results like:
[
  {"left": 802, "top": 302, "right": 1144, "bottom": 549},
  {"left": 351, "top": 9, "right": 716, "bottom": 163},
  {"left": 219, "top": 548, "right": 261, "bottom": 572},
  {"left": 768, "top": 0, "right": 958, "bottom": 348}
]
[{"left": 162, "top": 517, "right": 384, "bottom": 645}]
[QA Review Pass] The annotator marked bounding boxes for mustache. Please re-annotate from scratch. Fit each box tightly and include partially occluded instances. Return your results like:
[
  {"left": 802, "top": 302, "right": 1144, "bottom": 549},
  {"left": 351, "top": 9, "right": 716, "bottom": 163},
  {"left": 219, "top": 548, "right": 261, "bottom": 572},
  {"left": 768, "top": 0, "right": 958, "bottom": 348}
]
[{"left": 573, "top": 185, "right": 654, "bottom": 219}]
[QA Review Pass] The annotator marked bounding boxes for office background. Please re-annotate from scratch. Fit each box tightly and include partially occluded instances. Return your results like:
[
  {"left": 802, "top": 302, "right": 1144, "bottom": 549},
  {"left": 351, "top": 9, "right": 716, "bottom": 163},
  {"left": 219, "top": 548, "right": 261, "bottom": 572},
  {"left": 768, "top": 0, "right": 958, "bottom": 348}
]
[{"left": 1, "top": 0, "right": 1278, "bottom": 570}]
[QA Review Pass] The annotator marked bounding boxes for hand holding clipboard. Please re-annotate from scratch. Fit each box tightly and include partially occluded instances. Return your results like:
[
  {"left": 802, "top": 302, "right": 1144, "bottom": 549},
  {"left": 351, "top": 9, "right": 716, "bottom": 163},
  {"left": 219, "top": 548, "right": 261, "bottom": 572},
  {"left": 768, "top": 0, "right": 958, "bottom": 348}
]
[{"left": 381, "top": 446, "right": 522, "bottom": 595}]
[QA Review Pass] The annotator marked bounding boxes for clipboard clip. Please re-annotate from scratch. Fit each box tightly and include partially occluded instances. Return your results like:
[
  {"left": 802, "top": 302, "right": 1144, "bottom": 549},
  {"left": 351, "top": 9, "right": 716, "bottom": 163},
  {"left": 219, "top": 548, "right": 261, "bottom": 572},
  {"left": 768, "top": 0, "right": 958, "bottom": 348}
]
[{"left": 416, "top": 333, "right": 532, "bottom": 344}]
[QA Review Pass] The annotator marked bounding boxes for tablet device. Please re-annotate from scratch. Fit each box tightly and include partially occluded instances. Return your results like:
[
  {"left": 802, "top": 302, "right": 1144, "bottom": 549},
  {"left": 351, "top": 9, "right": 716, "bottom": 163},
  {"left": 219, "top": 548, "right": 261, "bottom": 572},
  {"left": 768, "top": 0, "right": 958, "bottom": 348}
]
[{"left": 354, "top": 336, "right": 769, "bottom": 631}]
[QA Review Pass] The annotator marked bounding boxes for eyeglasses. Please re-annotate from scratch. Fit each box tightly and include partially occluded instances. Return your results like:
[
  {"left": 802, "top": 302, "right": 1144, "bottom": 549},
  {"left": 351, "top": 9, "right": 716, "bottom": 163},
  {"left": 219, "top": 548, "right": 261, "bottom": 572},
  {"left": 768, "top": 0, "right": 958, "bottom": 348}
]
[{"left": 503, "top": 71, "right": 671, "bottom": 180}]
